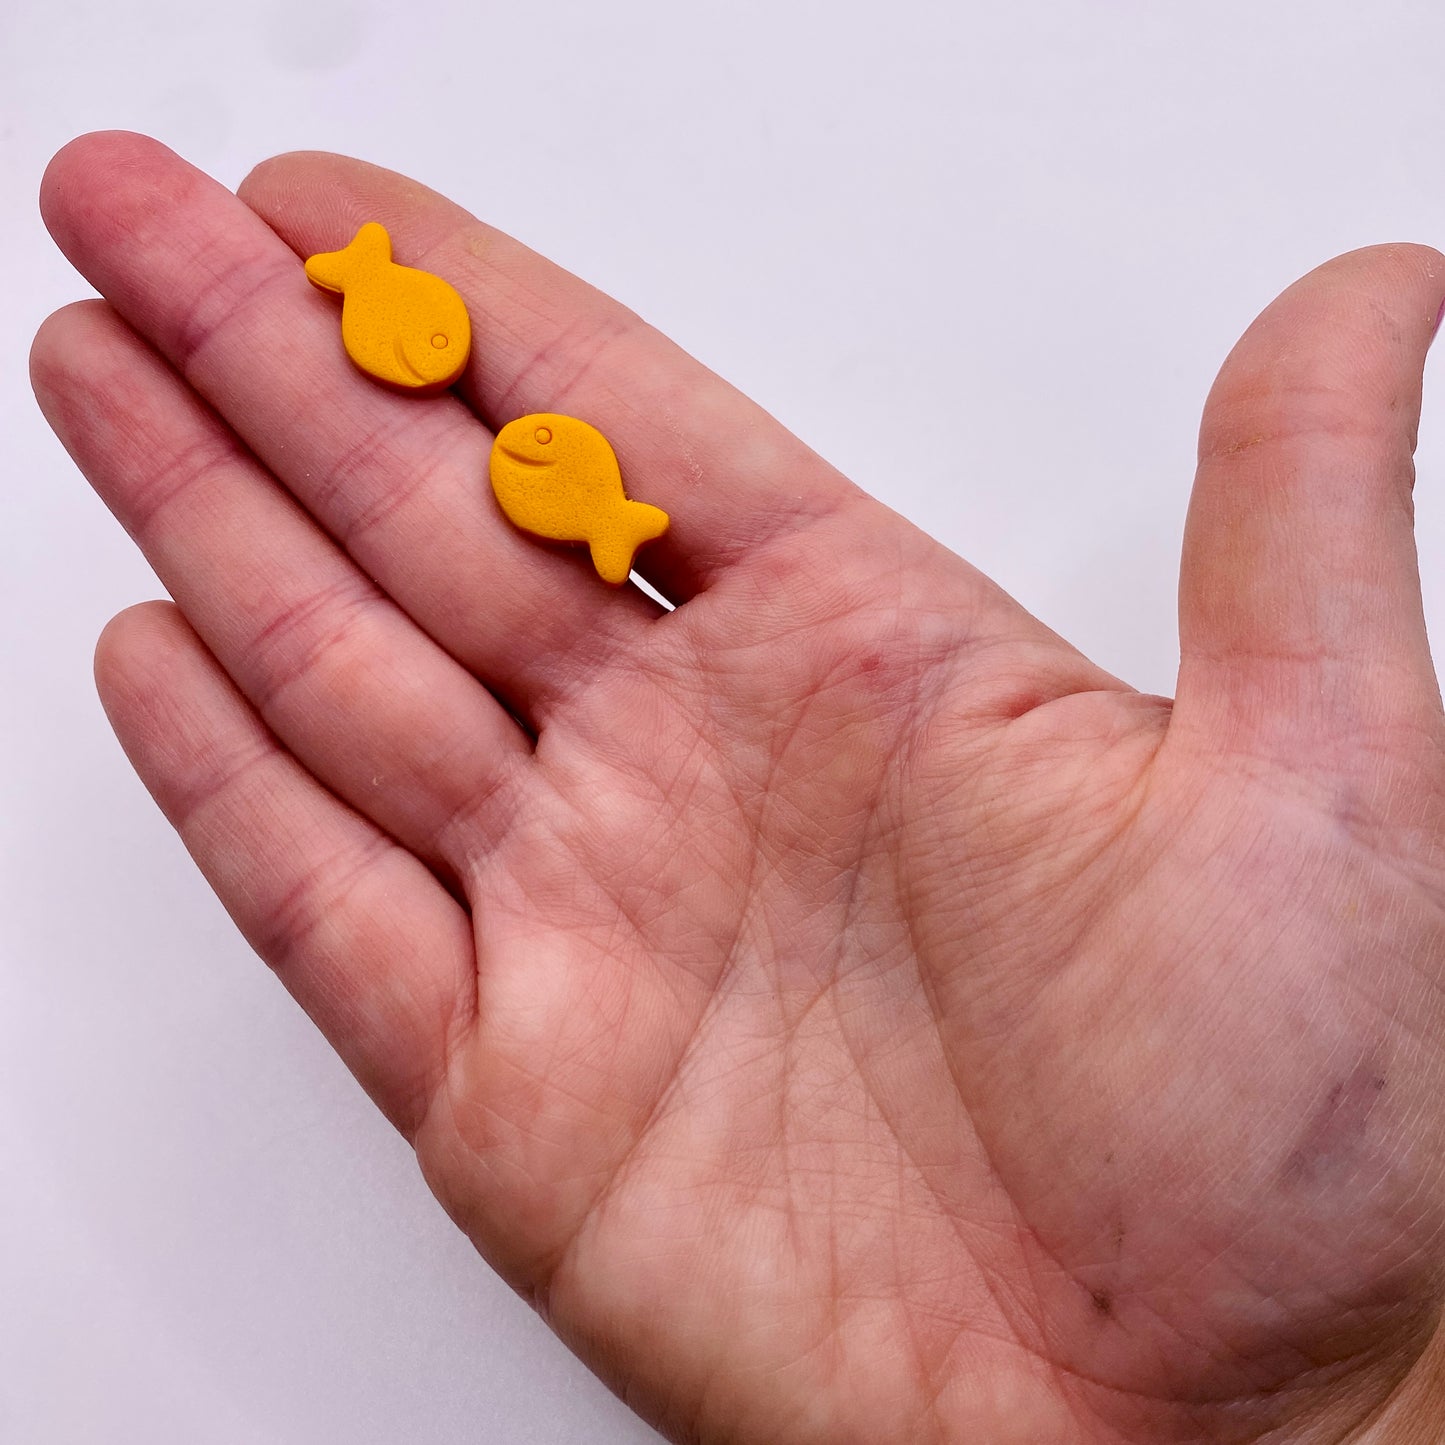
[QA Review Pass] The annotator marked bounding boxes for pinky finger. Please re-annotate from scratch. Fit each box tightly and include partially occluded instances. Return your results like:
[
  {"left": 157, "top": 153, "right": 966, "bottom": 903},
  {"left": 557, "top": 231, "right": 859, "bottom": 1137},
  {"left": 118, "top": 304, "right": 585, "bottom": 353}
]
[{"left": 95, "top": 600, "right": 475, "bottom": 1139}]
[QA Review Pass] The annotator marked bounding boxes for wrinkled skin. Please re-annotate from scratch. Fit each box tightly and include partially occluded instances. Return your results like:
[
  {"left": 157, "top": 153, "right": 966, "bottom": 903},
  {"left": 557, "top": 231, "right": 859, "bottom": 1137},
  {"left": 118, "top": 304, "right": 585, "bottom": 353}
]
[{"left": 31, "top": 132, "right": 1445, "bottom": 1443}]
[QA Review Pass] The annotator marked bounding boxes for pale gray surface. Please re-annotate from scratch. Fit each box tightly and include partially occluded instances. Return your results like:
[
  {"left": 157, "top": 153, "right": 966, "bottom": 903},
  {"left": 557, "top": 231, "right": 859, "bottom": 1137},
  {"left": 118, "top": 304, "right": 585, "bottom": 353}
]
[{"left": 4, "top": 1, "right": 1445, "bottom": 1440}]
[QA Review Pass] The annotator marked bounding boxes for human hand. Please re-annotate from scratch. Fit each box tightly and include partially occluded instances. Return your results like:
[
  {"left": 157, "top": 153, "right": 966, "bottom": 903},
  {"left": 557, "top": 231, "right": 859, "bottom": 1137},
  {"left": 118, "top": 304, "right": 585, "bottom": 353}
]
[{"left": 31, "top": 132, "right": 1445, "bottom": 1444}]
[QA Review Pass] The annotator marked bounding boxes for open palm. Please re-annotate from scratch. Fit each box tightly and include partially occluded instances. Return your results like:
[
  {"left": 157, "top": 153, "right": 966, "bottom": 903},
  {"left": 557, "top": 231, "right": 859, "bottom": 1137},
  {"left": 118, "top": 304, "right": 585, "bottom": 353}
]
[{"left": 32, "top": 133, "right": 1445, "bottom": 1444}]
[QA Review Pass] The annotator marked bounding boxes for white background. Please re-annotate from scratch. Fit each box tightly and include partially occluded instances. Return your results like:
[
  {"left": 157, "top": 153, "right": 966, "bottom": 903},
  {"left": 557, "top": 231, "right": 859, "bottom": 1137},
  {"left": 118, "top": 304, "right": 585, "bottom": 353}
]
[{"left": 5, "top": 1, "right": 1445, "bottom": 1440}]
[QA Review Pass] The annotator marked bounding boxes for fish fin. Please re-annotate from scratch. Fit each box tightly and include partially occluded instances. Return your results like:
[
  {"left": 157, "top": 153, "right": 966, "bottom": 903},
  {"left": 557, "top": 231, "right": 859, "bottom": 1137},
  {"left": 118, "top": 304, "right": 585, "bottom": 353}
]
[
  {"left": 349, "top": 221, "right": 393, "bottom": 266},
  {"left": 590, "top": 501, "right": 670, "bottom": 585},
  {"left": 304, "top": 222, "right": 393, "bottom": 292}
]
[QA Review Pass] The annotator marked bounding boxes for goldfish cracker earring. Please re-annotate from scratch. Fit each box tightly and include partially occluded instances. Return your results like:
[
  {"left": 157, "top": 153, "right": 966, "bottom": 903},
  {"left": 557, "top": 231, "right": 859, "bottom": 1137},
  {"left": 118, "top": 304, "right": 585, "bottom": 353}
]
[
  {"left": 305, "top": 222, "right": 471, "bottom": 390},
  {"left": 489, "top": 415, "right": 669, "bottom": 585}
]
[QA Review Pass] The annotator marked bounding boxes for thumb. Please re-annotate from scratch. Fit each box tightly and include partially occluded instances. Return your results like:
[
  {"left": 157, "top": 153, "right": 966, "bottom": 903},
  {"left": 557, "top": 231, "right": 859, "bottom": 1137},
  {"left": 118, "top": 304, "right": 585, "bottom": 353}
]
[{"left": 1176, "top": 244, "right": 1445, "bottom": 774}]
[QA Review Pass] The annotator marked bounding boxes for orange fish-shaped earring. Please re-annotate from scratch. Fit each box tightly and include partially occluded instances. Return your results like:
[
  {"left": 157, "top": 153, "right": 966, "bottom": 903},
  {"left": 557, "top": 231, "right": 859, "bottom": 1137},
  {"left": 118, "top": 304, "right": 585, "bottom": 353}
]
[
  {"left": 489, "top": 415, "right": 669, "bottom": 584},
  {"left": 305, "top": 222, "right": 471, "bottom": 390}
]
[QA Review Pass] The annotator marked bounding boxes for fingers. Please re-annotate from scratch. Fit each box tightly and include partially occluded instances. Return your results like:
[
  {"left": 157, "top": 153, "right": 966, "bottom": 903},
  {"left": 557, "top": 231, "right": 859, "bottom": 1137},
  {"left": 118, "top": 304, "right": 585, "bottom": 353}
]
[
  {"left": 94, "top": 601, "right": 476, "bottom": 1138},
  {"left": 32, "top": 299, "right": 529, "bottom": 884},
  {"left": 43, "top": 130, "right": 1106, "bottom": 738},
  {"left": 235, "top": 146, "right": 869, "bottom": 603},
  {"left": 1177, "top": 244, "right": 1445, "bottom": 772},
  {"left": 39, "top": 131, "right": 659, "bottom": 729}
]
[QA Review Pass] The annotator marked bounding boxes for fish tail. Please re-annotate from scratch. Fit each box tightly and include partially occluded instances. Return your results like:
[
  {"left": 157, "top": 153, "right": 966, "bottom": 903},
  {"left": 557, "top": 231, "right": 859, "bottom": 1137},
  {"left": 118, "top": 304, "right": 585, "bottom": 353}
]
[
  {"left": 304, "top": 222, "right": 393, "bottom": 292},
  {"left": 591, "top": 501, "right": 670, "bottom": 584}
]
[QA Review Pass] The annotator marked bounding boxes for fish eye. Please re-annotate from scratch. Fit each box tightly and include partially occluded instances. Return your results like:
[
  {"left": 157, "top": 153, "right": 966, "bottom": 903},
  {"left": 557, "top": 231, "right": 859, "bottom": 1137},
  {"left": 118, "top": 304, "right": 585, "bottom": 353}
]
[
  {"left": 534, "top": 426, "right": 553, "bottom": 445},
  {"left": 431, "top": 333, "right": 448, "bottom": 349}
]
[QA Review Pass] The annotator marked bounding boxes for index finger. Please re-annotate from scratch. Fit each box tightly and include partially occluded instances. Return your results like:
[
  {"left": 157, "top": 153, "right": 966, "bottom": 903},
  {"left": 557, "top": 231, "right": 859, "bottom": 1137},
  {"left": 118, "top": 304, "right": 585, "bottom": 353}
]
[{"left": 237, "top": 149, "right": 868, "bottom": 604}]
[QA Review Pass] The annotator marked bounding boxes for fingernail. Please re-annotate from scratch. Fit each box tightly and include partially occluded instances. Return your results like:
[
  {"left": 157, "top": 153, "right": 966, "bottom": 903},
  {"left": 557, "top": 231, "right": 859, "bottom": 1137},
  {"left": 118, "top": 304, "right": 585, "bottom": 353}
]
[{"left": 1432, "top": 296, "right": 1445, "bottom": 344}]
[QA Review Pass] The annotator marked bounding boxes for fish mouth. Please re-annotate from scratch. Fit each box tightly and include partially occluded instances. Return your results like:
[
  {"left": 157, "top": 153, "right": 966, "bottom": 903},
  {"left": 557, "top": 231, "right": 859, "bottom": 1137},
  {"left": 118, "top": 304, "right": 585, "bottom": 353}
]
[
  {"left": 498, "top": 446, "right": 552, "bottom": 468},
  {"left": 392, "top": 335, "right": 430, "bottom": 383}
]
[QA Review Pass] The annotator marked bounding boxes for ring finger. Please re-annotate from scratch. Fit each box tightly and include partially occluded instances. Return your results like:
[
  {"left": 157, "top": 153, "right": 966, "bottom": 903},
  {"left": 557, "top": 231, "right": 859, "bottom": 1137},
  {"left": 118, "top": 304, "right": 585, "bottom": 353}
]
[{"left": 32, "top": 299, "right": 530, "bottom": 884}]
